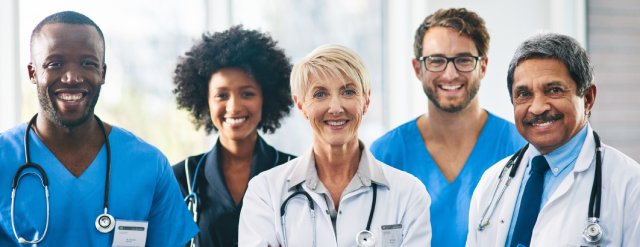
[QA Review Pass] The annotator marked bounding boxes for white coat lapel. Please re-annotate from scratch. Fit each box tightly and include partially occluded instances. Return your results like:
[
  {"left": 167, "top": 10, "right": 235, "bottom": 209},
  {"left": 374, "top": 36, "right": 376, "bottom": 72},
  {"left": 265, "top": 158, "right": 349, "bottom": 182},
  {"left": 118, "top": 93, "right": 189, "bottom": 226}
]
[
  {"left": 544, "top": 127, "right": 596, "bottom": 208},
  {"left": 495, "top": 148, "right": 533, "bottom": 246}
]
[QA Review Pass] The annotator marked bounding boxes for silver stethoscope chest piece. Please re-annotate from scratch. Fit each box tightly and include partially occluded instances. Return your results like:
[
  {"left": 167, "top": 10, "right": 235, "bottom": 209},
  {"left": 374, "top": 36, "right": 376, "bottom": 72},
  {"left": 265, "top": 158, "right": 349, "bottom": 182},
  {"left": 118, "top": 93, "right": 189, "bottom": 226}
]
[
  {"left": 583, "top": 218, "right": 603, "bottom": 244},
  {"left": 96, "top": 210, "right": 115, "bottom": 233},
  {"left": 356, "top": 230, "right": 375, "bottom": 247}
]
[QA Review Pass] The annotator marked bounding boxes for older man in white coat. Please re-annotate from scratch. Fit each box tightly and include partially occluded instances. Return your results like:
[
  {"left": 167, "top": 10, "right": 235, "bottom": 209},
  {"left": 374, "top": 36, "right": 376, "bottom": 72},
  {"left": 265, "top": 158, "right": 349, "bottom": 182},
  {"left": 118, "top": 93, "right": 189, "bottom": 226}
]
[{"left": 466, "top": 33, "right": 640, "bottom": 247}]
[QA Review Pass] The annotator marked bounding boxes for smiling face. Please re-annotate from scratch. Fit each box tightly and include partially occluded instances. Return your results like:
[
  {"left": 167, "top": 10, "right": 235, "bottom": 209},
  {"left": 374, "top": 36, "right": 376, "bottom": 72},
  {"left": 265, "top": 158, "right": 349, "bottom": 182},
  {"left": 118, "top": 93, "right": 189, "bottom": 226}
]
[
  {"left": 412, "top": 27, "right": 487, "bottom": 113},
  {"left": 28, "top": 23, "right": 106, "bottom": 128},
  {"left": 208, "top": 68, "right": 263, "bottom": 143},
  {"left": 295, "top": 75, "right": 369, "bottom": 148},
  {"left": 512, "top": 58, "right": 596, "bottom": 154}
]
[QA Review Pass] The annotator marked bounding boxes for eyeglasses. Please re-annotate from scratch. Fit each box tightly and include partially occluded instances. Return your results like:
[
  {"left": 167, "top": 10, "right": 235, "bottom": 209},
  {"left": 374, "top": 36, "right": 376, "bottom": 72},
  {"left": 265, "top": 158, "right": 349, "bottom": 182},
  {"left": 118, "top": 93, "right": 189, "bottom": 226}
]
[{"left": 418, "top": 55, "right": 482, "bottom": 72}]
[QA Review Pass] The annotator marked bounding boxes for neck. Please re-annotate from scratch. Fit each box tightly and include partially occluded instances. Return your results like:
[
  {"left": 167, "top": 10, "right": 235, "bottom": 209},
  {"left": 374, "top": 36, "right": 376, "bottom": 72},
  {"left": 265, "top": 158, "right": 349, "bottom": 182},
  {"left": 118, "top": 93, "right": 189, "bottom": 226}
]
[
  {"left": 34, "top": 112, "right": 104, "bottom": 149},
  {"left": 219, "top": 132, "right": 258, "bottom": 166},
  {"left": 422, "top": 99, "right": 487, "bottom": 142},
  {"left": 313, "top": 138, "right": 361, "bottom": 185}
]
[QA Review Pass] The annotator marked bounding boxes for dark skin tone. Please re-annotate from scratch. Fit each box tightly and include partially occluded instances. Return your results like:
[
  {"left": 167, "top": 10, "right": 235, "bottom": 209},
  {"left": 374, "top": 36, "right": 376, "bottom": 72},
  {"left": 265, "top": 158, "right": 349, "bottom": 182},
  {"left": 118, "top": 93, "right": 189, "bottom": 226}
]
[{"left": 28, "top": 23, "right": 110, "bottom": 177}]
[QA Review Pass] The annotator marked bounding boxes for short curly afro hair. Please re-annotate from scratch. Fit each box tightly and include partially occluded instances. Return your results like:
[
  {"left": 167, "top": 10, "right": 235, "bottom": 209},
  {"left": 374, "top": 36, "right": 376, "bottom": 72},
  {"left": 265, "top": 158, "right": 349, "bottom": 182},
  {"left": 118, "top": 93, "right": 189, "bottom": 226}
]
[{"left": 173, "top": 25, "right": 293, "bottom": 134}]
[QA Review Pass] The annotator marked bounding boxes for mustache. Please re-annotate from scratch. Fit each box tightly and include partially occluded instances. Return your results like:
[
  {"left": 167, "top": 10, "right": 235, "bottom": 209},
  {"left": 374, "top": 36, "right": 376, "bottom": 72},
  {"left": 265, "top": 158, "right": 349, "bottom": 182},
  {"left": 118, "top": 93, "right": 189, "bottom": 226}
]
[{"left": 523, "top": 112, "right": 564, "bottom": 125}]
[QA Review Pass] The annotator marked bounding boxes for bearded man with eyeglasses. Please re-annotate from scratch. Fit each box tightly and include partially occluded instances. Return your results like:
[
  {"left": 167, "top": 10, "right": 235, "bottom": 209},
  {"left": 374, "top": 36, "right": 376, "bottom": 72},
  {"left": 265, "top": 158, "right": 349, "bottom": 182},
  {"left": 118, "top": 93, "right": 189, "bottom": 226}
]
[{"left": 370, "top": 8, "right": 526, "bottom": 247}]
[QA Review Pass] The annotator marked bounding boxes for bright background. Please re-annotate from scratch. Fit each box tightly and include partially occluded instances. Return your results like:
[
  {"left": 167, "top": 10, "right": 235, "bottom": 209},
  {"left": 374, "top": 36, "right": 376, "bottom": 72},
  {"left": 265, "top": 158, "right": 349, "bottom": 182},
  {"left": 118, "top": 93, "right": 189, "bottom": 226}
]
[{"left": 1, "top": 0, "right": 638, "bottom": 163}]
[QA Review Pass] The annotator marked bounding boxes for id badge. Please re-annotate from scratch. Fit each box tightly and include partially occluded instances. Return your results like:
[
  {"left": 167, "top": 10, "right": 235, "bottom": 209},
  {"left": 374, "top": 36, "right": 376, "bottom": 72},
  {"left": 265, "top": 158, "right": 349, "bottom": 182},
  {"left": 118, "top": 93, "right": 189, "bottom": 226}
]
[
  {"left": 112, "top": 220, "right": 148, "bottom": 247},
  {"left": 381, "top": 224, "right": 403, "bottom": 247}
]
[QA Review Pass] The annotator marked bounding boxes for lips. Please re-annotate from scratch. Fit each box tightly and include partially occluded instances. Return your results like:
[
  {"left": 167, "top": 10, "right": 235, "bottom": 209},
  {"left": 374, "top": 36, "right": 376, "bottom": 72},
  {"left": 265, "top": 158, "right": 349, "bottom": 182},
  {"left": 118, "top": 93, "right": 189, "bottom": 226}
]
[
  {"left": 439, "top": 84, "right": 463, "bottom": 91},
  {"left": 224, "top": 116, "right": 248, "bottom": 127},
  {"left": 523, "top": 113, "right": 564, "bottom": 127}
]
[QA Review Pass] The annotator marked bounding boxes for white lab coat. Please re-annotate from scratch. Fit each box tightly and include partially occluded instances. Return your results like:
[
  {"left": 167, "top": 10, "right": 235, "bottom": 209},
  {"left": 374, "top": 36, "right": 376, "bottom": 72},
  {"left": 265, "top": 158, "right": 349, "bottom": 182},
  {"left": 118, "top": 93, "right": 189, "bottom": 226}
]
[
  {"left": 467, "top": 126, "right": 640, "bottom": 247},
  {"left": 239, "top": 146, "right": 431, "bottom": 247}
]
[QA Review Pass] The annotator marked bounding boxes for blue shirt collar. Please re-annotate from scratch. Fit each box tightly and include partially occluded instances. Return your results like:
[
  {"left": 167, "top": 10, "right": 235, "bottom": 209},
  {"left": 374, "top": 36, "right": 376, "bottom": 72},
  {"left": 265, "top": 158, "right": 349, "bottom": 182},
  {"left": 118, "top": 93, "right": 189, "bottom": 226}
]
[{"left": 531, "top": 124, "right": 589, "bottom": 176}]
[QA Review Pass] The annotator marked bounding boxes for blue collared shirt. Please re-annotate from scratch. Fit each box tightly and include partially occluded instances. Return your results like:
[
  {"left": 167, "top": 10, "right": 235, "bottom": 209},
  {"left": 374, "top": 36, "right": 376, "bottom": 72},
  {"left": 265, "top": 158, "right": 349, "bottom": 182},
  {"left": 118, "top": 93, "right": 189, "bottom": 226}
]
[{"left": 506, "top": 124, "right": 589, "bottom": 246}]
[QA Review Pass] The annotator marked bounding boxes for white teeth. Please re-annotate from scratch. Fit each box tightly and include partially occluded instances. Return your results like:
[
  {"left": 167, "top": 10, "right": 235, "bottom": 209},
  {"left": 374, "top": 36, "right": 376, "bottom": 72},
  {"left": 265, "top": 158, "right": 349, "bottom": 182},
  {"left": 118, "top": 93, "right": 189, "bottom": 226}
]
[
  {"left": 225, "top": 117, "right": 247, "bottom": 125},
  {"left": 58, "top": 93, "right": 83, "bottom": 101},
  {"left": 326, "top": 120, "right": 346, "bottom": 126},
  {"left": 532, "top": 121, "right": 553, "bottom": 127},
  {"left": 441, "top": 84, "right": 463, "bottom": 91}
]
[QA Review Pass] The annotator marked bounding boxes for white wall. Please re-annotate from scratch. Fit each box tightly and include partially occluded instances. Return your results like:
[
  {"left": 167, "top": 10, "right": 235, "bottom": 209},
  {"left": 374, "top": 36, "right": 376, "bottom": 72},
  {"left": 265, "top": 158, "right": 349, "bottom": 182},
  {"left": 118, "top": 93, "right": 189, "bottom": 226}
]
[{"left": 0, "top": 0, "right": 20, "bottom": 132}]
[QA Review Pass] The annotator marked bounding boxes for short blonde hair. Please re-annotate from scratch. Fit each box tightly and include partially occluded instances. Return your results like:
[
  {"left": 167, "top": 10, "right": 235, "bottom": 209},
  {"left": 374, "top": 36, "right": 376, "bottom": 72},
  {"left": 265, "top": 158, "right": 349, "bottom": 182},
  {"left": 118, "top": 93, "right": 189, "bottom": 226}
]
[{"left": 290, "top": 44, "right": 370, "bottom": 100}]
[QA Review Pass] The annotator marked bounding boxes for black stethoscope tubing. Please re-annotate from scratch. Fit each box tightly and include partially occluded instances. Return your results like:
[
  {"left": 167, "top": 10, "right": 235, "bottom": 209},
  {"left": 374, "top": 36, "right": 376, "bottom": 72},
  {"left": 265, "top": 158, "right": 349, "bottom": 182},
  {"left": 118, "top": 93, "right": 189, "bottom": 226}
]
[
  {"left": 480, "top": 130, "right": 603, "bottom": 243},
  {"left": 279, "top": 182, "right": 378, "bottom": 247},
  {"left": 14, "top": 114, "right": 113, "bottom": 235}
]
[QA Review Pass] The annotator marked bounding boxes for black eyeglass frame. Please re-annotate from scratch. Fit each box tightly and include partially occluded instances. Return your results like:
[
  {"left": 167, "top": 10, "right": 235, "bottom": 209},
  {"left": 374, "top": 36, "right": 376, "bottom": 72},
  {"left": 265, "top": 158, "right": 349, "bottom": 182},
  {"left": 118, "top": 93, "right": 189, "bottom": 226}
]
[{"left": 418, "top": 55, "right": 483, "bottom": 72}]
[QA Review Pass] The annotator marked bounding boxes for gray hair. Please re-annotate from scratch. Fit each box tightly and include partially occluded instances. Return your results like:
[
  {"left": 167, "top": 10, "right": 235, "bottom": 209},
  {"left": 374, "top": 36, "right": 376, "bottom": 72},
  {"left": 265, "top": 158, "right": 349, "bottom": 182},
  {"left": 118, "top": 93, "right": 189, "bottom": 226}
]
[{"left": 507, "top": 33, "right": 593, "bottom": 98}]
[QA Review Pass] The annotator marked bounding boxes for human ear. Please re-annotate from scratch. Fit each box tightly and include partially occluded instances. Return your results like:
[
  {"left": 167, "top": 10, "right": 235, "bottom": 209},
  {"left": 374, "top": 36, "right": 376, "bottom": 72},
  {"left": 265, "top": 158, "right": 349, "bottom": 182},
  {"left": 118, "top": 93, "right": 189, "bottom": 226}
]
[
  {"left": 27, "top": 63, "right": 36, "bottom": 84},
  {"left": 584, "top": 85, "right": 597, "bottom": 116}
]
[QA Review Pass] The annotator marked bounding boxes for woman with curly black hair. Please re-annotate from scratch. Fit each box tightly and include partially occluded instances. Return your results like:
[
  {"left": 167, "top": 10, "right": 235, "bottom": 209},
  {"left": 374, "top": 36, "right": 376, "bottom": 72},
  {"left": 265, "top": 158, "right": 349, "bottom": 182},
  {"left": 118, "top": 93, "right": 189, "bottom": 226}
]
[{"left": 171, "top": 25, "right": 295, "bottom": 247}]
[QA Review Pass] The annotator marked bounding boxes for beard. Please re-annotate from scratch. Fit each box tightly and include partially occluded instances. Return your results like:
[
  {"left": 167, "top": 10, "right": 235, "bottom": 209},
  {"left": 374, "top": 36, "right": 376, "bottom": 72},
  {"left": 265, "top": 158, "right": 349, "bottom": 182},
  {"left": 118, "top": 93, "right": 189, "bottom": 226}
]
[
  {"left": 38, "top": 85, "right": 101, "bottom": 129},
  {"left": 423, "top": 79, "right": 480, "bottom": 113}
]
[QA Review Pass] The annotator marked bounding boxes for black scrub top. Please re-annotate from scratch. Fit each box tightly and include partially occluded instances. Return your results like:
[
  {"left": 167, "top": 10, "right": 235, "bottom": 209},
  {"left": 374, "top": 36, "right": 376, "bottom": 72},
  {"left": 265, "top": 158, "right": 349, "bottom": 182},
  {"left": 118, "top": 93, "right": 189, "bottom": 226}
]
[{"left": 173, "top": 136, "right": 295, "bottom": 247}]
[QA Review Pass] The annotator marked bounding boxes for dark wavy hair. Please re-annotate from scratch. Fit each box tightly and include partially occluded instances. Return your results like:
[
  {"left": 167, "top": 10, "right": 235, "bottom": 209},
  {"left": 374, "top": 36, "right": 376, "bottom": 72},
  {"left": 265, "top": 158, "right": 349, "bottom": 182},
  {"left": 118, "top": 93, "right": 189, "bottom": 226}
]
[
  {"left": 414, "top": 8, "right": 490, "bottom": 58},
  {"left": 173, "top": 25, "right": 293, "bottom": 134}
]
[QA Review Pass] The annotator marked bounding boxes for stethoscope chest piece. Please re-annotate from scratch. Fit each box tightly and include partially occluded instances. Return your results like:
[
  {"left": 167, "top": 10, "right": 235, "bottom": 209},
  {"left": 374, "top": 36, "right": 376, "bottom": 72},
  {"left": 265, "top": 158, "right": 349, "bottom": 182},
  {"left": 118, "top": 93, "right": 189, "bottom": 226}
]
[
  {"left": 582, "top": 218, "right": 603, "bottom": 244},
  {"left": 96, "top": 212, "right": 115, "bottom": 233},
  {"left": 356, "top": 230, "right": 375, "bottom": 247}
]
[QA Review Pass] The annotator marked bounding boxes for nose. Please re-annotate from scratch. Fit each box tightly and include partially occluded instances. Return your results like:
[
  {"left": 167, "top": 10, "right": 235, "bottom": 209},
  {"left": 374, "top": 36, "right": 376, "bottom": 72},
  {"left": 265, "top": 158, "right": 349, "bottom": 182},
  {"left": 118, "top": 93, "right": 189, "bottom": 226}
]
[
  {"left": 226, "top": 94, "right": 241, "bottom": 113},
  {"left": 60, "top": 66, "right": 84, "bottom": 84},
  {"left": 327, "top": 95, "right": 344, "bottom": 116},
  {"left": 529, "top": 94, "right": 550, "bottom": 115},
  {"left": 440, "top": 60, "right": 460, "bottom": 81}
]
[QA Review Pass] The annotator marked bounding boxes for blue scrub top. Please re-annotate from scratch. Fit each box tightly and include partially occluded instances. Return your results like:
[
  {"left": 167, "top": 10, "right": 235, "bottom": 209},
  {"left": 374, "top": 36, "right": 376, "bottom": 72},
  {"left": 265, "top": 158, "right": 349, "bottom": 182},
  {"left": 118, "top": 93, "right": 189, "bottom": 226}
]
[
  {"left": 371, "top": 111, "right": 525, "bottom": 247},
  {"left": 0, "top": 123, "right": 198, "bottom": 246}
]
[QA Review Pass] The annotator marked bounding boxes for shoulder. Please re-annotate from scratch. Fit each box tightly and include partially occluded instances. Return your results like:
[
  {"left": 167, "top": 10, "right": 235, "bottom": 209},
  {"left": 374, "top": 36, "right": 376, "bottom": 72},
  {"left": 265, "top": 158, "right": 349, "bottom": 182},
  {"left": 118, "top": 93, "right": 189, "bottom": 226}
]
[
  {"left": 370, "top": 117, "right": 420, "bottom": 159},
  {"left": 0, "top": 124, "right": 27, "bottom": 153},
  {"left": 275, "top": 150, "right": 296, "bottom": 164},
  {"left": 109, "top": 126, "right": 166, "bottom": 159},
  {"left": 373, "top": 157, "right": 427, "bottom": 197},
  {"left": 602, "top": 144, "right": 640, "bottom": 184},
  {"left": 372, "top": 118, "right": 419, "bottom": 147},
  {"left": 172, "top": 153, "right": 206, "bottom": 182}
]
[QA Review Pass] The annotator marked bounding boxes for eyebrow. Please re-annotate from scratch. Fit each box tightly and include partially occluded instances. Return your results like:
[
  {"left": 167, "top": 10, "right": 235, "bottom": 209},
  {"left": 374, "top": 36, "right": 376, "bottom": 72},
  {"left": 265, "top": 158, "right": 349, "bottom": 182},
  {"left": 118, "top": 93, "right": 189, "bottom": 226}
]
[{"left": 424, "top": 52, "right": 476, "bottom": 57}]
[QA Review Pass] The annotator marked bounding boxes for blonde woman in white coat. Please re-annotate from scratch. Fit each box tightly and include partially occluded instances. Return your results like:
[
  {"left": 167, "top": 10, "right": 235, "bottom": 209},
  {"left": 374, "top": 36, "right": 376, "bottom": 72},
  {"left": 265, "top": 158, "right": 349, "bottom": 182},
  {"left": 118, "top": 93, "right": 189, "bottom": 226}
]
[{"left": 239, "top": 44, "right": 432, "bottom": 247}]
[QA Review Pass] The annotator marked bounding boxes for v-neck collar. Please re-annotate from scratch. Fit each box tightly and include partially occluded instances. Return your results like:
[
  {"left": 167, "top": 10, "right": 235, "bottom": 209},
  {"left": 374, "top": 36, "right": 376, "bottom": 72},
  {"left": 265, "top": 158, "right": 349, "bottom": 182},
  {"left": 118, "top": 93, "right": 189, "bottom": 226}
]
[
  {"left": 27, "top": 125, "right": 111, "bottom": 202},
  {"left": 413, "top": 111, "right": 495, "bottom": 186},
  {"left": 202, "top": 135, "right": 277, "bottom": 209}
]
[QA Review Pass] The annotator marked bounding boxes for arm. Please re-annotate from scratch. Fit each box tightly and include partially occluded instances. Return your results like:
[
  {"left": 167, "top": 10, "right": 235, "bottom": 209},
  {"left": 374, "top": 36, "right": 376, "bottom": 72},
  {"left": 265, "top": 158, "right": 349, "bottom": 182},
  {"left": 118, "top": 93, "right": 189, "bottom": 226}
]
[
  {"left": 465, "top": 178, "right": 484, "bottom": 247},
  {"left": 239, "top": 174, "right": 280, "bottom": 247},
  {"left": 401, "top": 179, "right": 432, "bottom": 247},
  {"left": 623, "top": 178, "right": 640, "bottom": 245},
  {"left": 146, "top": 156, "right": 198, "bottom": 247}
]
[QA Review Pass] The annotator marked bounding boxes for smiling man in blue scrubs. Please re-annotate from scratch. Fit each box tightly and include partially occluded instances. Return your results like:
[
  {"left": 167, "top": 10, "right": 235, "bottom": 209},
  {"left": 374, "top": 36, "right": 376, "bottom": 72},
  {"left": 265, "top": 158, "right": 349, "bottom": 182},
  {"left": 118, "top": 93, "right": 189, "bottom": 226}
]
[
  {"left": 0, "top": 11, "right": 197, "bottom": 246},
  {"left": 371, "top": 8, "right": 525, "bottom": 246}
]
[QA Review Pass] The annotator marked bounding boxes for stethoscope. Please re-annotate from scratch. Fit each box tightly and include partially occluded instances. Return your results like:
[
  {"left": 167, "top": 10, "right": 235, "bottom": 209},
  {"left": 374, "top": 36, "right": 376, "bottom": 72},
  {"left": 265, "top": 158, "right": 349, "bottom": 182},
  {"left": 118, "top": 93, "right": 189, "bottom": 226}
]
[
  {"left": 477, "top": 131, "right": 604, "bottom": 244},
  {"left": 183, "top": 146, "right": 287, "bottom": 247},
  {"left": 279, "top": 182, "right": 378, "bottom": 247},
  {"left": 11, "top": 114, "right": 114, "bottom": 244}
]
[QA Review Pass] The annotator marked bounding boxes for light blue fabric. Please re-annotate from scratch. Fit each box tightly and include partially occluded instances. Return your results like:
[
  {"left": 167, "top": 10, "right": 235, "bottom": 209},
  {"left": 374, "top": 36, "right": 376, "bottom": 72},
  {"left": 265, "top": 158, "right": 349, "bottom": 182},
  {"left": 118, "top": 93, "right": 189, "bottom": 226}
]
[
  {"left": 0, "top": 123, "right": 198, "bottom": 246},
  {"left": 506, "top": 125, "right": 588, "bottom": 246},
  {"left": 370, "top": 111, "right": 525, "bottom": 247}
]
